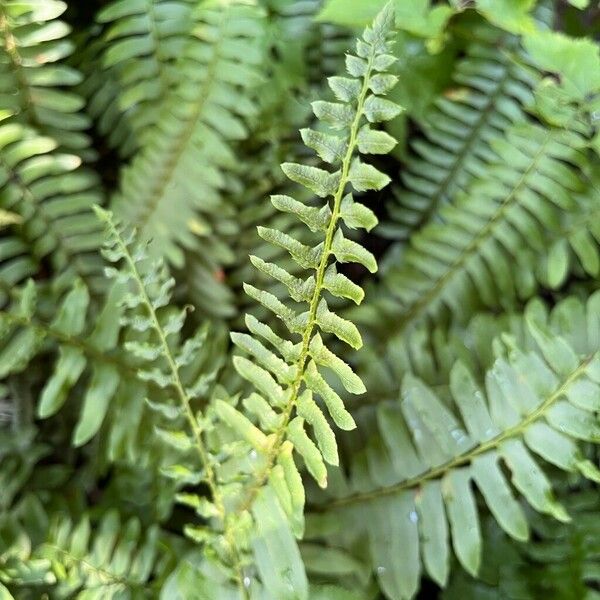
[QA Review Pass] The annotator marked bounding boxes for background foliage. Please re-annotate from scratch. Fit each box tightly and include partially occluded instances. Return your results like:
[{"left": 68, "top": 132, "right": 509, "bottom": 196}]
[{"left": 0, "top": 0, "right": 599, "bottom": 598}]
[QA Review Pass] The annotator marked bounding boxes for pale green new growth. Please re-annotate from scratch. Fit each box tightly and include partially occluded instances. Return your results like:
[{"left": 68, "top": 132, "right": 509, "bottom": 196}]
[{"left": 227, "top": 3, "right": 400, "bottom": 504}]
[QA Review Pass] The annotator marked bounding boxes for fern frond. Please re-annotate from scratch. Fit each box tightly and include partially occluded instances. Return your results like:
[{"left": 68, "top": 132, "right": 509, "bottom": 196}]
[
  {"left": 96, "top": 0, "right": 197, "bottom": 148},
  {"left": 110, "top": 2, "right": 265, "bottom": 267},
  {"left": 0, "top": 117, "right": 105, "bottom": 299},
  {"left": 3, "top": 508, "right": 170, "bottom": 598},
  {"left": 315, "top": 292, "right": 600, "bottom": 599},
  {"left": 384, "top": 28, "right": 539, "bottom": 239},
  {"left": 94, "top": 208, "right": 250, "bottom": 589},
  {"left": 227, "top": 0, "right": 399, "bottom": 489},
  {"left": 374, "top": 119, "right": 590, "bottom": 338},
  {"left": 0, "top": 0, "right": 91, "bottom": 155}
]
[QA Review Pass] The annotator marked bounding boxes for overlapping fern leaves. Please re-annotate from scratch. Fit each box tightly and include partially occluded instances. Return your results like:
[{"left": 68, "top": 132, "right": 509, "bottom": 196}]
[
  {"left": 384, "top": 27, "right": 539, "bottom": 240},
  {"left": 111, "top": 2, "right": 265, "bottom": 268},
  {"left": 311, "top": 292, "right": 600, "bottom": 599},
  {"left": 0, "top": 0, "right": 105, "bottom": 298},
  {"left": 1, "top": 1, "right": 600, "bottom": 599}
]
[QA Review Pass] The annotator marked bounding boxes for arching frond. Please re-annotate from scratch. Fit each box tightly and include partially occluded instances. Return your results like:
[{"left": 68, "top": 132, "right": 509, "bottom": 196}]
[
  {"left": 372, "top": 119, "right": 590, "bottom": 339},
  {"left": 111, "top": 2, "right": 266, "bottom": 268},
  {"left": 0, "top": 118, "right": 105, "bottom": 300},
  {"left": 314, "top": 292, "right": 600, "bottom": 599},
  {"left": 0, "top": 0, "right": 91, "bottom": 155}
]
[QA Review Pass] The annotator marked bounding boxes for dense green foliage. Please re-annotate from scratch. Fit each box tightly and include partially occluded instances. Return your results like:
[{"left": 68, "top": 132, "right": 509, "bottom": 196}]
[{"left": 0, "top": 0, "right": 599, "bottom": 598}]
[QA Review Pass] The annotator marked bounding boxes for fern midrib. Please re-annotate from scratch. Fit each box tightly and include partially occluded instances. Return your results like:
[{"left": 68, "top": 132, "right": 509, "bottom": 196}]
[
  {"left": 322, "top": 352, "right": 594, "bottom": 509},
  {"left": 0, "top": 310, "right": 151, "bottom": 387},
  {"left": 44, "top": 544, "right": 144, "bottom": 591},
  {"left": 393, "top": 128, "right": 553, "bottom": 335},
  {"left": 0, "top": 152, "right": 97, "bottom": 285},
  {"left": 0, "top": 4, "right": 40, "bottom": 127},
  {"left": 413, "top": 49, "right": 517, "bottom": 230},
  {"left": 236, "top": 53, "right": 376, "bottom": 514},
  {"left": 108, "top": 218, "right": 248, "bottom": 596},
  {"left": 134, "top": 10, "right": 228, "bottom": 236}
]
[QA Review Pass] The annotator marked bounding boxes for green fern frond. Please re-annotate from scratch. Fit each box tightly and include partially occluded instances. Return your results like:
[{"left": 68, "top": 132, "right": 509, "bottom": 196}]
[
  {"left": 373, "top": 119, "right": 590, "bottom": 339},
  {"left": 96, "top": 0, "right": 197, "bottom": 149},
  {"left": 3, "top": 508, "right": 170, "bottom": 598},
  {"left": 0, "top": 0, "right": 92, "bottom": 156},
  {"left": 384, "top": 28, "right": 539, "bottom": 239},
  {"left": 0, "top": 118, "right": 105, "bottom": 299},
  {"left": 94, "top": 208, "right": 248, "bottom": 585},
  {"left": 216, "top": 4, "right": 400, "bottom": 568},
  {"left": 110, "top": 2, "right": 265, "bottom": 268},
  {"left": 315, "top": 292, "right": 600, "bottom": 600}
]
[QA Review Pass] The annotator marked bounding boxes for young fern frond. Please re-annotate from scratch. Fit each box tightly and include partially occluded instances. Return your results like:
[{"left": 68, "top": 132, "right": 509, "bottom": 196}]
[
  {"left": 225, "top": 0, "right": 400, "bottom": 521},
  {"left": 94, "top": 208, "right": 248, "bottom": 591},
  {"left": 313, "top": 292, "right": 600, "bottom": 600},
  {"left": 96, "top": 207, "right": 217, "bottom": 486}
]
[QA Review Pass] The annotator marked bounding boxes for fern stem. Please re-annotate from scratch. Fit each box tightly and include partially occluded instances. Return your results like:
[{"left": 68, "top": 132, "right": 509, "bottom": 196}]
[
  {"left": 104, "top": 218, "right": 248, "bottom": 590},
  {"left": 0, "top": 310, "right": 141, "bottom": 382},
  {"left": 321, "top": 353, "right": 594, "bottom": 509},
  {"left": 237, "top": 51, "right": 377, "bottom": 513},
  {"left": 0, "top": 4, "right": 36, "bottom": 124}
]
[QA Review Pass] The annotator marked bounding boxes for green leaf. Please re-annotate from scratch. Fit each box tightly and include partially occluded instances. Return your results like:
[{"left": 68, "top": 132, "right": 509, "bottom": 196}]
[
  {"left": 476, "top": 0, "right": 536, "bottom": 34},
  {"left": 331, "top": 229, "right": 378, "bottom": 272},
  {"left": 300, "top": 129, "right": 347, "bottom": 164},
  {"left": 328, "top": 76, "right": 362, "bottom": 102},
  {"left": 363, "top": 95, "right": 403, "bottom": 123},
  {"left": 252, "top": 487, "right": 309, "bottom": 600},
  {"left": 304, "top": 360, "right": 356, "bottom": 431},
  {"left": 72, "top": 364, "right": 120, "bottom": 447},
  {"left": 278, "top": 441, "right": 305, "bottom": 537},
  {"left": 309, "top": 333, "right": 366, "bottom": 395},
  {"left": 357, "top": 125, "right": 397, "bottom": 155},
  {"left": 271, "top": 195, "right": 331, "bottom": 232},
  {"left": 524, "top": 30, "right": 600, "bottom": 99},
  {"left": 443, "top": 469, "right": 481, "bottom": 576},
  {"left": 312, "top": 101, "right": 355, "bottom": 130},
  {"left": 348, "top": 158, "right": 390, "bottom": 192},
  {"left": 233, "top": 356, "right": 286, "bottom": 407},
  {"left": 287, "top": 417, "right": 328, "bottom": 488},
  {"left": 315, "top": 299, "right": 363, "bottom": 349},
  {"left": 281, "top": 163, "right": 340, "bottom": 198},
  {"left": 215, "top": 399, "right": 270, "bottom": 452},
  {"left": 369, "top": 493, "right": 421, "bottom": 600},
  {"left": 323, "top": 265, "right": 365, "bottom": 305},
  {"left": 297, "top": 390, "right": 338, "bottom": 466}
]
